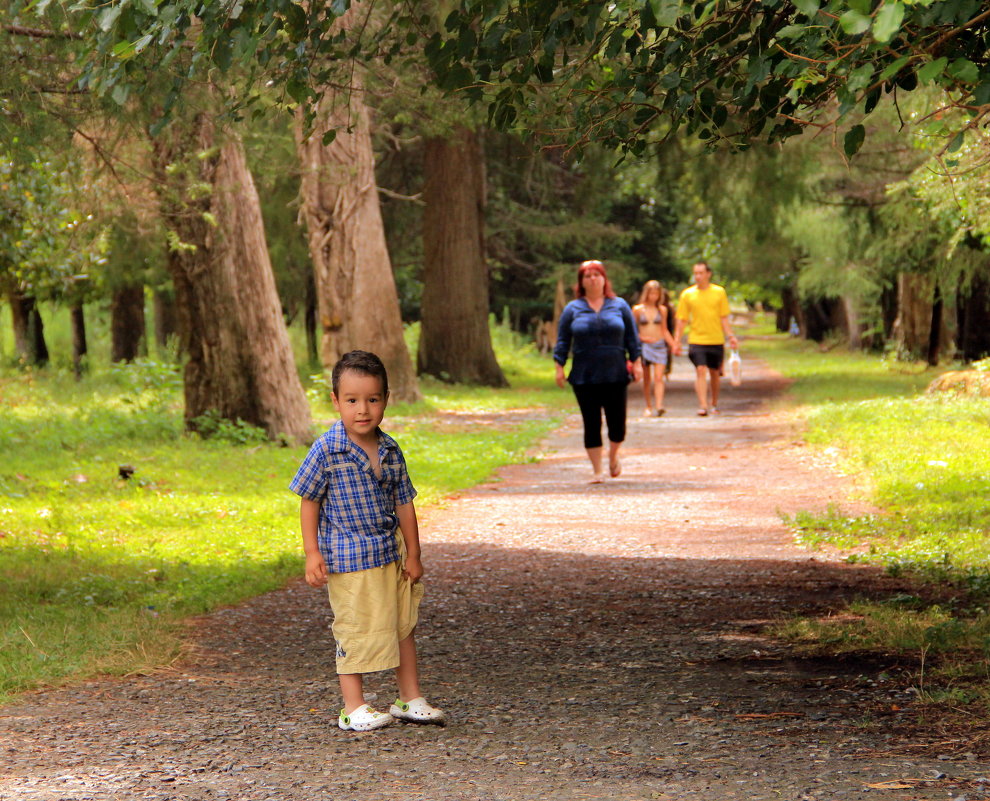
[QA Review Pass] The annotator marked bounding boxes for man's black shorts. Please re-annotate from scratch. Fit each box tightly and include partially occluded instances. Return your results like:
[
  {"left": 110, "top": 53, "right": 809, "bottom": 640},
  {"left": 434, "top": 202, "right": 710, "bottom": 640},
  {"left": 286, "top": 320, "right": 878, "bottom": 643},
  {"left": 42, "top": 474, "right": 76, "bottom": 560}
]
[{"left": 688, "top": 344, "right": 725, "bottom": 370}]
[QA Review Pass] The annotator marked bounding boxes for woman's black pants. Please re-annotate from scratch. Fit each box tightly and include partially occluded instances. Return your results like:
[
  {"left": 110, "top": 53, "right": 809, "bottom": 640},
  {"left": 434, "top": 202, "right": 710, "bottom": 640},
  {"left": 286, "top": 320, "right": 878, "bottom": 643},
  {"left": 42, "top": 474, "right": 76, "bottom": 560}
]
[{"left": 572, "top": 381, "right": 628, "bottom": 449}]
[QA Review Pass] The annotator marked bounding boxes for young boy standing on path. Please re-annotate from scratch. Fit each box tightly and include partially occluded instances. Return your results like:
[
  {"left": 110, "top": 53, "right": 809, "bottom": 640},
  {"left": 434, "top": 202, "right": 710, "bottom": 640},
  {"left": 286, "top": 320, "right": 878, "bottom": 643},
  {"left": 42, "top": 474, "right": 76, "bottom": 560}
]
[
  {"left": 673, "top": 261, "right": 738, "bottom": 416},
  {"left": 290, "top": 350, "right": 446, "bottom": 732}
]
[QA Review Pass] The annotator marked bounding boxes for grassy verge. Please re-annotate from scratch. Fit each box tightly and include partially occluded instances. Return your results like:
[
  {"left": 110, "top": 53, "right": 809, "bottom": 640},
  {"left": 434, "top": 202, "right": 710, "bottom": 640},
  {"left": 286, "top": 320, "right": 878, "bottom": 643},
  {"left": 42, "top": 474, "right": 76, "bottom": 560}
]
[
  {"left": 746, "top": 334, "right": 990, "bottom": 706},
  {"left": 0, "top": 323, "right": 569, "bottom": 704}
]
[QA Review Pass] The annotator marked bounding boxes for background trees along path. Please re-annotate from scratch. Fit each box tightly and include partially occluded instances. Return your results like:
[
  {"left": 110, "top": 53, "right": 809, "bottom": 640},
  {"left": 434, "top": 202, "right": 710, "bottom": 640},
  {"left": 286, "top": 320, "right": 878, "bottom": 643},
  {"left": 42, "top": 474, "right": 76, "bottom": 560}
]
[
  {"left": 419, "top": 127, "right": 507, "bottom": 387},
  {"left": 294, "top": 5, "right": 420, "bottom": 402},
  {"left": 151, "top": 114, "right": 311, "bottom": 443}
]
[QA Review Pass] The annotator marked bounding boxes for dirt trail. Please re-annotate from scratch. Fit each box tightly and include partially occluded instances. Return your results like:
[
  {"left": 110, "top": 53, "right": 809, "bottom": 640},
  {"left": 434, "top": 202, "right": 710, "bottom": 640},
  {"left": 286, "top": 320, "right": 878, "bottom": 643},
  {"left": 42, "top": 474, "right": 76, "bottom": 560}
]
[{"left": 2, "top": 355, "right": 988, "bottom": 801}]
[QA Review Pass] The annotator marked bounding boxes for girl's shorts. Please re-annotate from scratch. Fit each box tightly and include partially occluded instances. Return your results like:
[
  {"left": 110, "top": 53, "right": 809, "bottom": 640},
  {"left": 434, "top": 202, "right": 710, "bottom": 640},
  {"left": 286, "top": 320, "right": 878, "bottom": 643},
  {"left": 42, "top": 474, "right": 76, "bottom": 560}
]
[{"left": 327, "top": 560, "right": 424, "bottom": 674}]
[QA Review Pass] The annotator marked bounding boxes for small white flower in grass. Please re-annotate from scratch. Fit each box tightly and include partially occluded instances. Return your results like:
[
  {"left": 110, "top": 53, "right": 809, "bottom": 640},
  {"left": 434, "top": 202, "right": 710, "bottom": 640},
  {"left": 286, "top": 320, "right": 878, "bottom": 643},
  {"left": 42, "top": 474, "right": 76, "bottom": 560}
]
[
  {"left": 38, "top": 508, "right": 52, "bottom": 518},
  {"left": 927, "top": 460, "right": 948, "bottom": 468},
  {"left": 916, "top": 483, "right": 925, "bottom": 490}
]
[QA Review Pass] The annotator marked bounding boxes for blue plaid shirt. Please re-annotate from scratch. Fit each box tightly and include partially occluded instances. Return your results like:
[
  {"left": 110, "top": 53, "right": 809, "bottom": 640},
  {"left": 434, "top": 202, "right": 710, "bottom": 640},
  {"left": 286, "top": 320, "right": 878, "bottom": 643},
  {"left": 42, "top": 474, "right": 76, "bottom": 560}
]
[{"left": 289, "top": 421, "right": 417, "bottom": 573}]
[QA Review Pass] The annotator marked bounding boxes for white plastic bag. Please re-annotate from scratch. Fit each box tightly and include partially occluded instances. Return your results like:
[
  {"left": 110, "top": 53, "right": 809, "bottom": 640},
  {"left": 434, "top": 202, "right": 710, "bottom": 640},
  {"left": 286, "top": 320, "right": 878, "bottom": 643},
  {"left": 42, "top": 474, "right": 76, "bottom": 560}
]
[{"left": 727, "top": 348, "right": 742, "bottom": 387}]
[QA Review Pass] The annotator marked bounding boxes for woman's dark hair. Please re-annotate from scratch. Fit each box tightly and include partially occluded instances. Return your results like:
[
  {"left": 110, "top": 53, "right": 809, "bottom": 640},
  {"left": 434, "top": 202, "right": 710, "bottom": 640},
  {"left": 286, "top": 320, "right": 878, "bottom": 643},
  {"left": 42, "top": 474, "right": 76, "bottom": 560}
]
[
  {"left": 331, "top": 350, "right": 389, "bottom": 397},
  {"left": 573, "top": 260, "right": 617, "bottom": 299}
]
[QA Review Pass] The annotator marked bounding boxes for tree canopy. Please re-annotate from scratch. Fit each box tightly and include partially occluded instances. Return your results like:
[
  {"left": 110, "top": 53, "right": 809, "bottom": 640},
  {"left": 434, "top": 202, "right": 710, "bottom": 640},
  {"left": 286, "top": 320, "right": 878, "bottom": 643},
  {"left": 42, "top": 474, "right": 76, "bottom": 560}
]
[{"left": 424, "top": 0, "right": 990, "bottom": 156}]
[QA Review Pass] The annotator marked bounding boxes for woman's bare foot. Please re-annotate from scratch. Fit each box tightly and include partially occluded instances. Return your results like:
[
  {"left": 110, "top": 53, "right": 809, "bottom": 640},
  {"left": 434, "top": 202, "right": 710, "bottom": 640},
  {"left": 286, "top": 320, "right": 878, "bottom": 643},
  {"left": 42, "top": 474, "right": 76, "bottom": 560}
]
[{"left": 589, "top": 472, "right": 606, "bottom": 484}]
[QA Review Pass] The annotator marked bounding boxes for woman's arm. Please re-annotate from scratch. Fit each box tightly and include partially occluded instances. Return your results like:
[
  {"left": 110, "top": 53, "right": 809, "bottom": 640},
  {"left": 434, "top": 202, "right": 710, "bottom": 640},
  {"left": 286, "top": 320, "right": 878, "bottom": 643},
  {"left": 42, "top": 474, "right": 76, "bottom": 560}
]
[{"left": 553, "top": 304, "right": 574, "bottom": 388}]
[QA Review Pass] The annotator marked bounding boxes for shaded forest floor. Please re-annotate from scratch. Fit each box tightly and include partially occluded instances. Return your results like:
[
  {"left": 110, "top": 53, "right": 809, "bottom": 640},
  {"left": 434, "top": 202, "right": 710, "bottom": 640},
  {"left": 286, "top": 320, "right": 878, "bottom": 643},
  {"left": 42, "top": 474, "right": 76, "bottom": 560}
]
[{"left": 2, "top": 355, "right": 988, "bottom": 801}]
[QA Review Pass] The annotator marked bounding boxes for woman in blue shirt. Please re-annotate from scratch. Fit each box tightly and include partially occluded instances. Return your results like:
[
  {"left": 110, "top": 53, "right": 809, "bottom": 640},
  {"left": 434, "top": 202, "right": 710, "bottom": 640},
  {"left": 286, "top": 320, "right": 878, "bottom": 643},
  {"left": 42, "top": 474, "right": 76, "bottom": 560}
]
[{"left": 554, "top": 260, "right": 643, "bottom": 483}]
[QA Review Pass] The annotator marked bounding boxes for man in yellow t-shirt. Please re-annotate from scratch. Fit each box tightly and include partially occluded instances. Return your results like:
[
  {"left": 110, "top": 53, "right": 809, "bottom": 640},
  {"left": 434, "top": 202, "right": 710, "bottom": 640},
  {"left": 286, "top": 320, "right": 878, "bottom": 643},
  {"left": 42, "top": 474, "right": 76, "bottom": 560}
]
[{"left": 673, "top": 262, "right": 738, "bottom": 416}]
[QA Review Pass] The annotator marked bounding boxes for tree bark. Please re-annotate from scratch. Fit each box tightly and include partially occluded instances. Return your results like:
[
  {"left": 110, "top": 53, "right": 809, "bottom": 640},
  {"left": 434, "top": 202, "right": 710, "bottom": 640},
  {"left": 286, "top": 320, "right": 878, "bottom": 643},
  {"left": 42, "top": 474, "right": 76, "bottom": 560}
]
[
  {"left": 8, "top": 291, "right": 48, "bottom": 366},
  {"left": 153, "top": 289, "right": 178, "bottom": 356},
  {"left": 304, "top": 270, "right": 318, "bottom": 365},
  {"left": 295, "top": 80, "right": 420, "bottom": 401},
  {"left": 110, "top": 284, "right": 146, "bottom": 363},
  {"left": 840, "top": 294, "right": 862, "bottom": 350},
  {"left": 151, "top": 115, "right": 312, "bottom": 443},
  {"left": 926, "top": 284, "right": 943, "bottom": 366},
  {"left": 70, "top": 303, "right": 87, "bottom": 378},
  {"left": 892, "top": 272, "right": 933, "bottom": 359},
  {"left": 957, "top": 272, "right": 990, "bottom": 362},
  {"left": 419, "top": 127, "right": 507, "bottom": 386}
]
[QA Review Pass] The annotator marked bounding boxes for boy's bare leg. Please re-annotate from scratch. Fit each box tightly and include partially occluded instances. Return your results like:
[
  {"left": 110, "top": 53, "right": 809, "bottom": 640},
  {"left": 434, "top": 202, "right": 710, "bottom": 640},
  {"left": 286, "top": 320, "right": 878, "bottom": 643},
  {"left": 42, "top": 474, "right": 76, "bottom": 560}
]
[
  {"left": 709, "top": 367, "right": 722, "bottom": 409},
  {"left": 339, "top": 673, "right": 366, "bottom": 714},
  {"left": 694, "top": 365, "right": 709, "bottom": 410},
  {"left": 395, "top": 633, "right": 422, "bottom": 702}
]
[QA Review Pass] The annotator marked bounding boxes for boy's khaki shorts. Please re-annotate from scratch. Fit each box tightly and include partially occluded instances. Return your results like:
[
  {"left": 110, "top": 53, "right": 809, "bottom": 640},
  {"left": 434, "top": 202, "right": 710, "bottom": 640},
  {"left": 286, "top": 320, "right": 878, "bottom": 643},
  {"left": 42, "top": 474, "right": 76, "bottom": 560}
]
[{"left": 327, "top": 560, "right": 424, "bottom": 674}]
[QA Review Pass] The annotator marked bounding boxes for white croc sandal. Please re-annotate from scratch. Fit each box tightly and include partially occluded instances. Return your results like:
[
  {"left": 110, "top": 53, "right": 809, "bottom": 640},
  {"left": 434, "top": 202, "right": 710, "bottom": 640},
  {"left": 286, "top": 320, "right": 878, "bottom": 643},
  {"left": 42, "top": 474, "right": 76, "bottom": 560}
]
[
  {"left": 389, "top": 697, "right": 447, "bottom": 726},
  {"left": 338, "top": 704, "right": 394, "bottom": 732}
]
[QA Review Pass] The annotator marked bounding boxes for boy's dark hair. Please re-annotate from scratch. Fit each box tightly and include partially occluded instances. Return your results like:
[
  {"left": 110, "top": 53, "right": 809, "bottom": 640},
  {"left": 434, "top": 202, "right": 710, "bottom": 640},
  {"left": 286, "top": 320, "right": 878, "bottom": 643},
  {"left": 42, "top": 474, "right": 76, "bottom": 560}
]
[{"left": 331, "top": 350, "right": 389, "bottom": 397}]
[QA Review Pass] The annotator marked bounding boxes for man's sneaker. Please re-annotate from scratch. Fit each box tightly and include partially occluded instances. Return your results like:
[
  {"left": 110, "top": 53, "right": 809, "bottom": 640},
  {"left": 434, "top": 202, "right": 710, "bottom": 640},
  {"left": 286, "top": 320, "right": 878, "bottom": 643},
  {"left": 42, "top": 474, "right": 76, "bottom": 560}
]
[
  {"left": 338, "top": 704, "right": 394, "bottom": 732},
  {"left": 389, "top": 697, "right": 446, "bottom": 725}
]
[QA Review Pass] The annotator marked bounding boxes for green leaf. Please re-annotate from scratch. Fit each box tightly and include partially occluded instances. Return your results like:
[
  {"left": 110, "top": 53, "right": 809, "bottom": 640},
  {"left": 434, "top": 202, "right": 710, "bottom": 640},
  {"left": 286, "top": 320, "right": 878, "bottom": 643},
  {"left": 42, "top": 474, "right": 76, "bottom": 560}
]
[
  {"left": 847, "top": 0, "right": 871, "bottom": 13},
  {"left": 917, "top": 57, "right": 948, "bottom": 84},
  {"left": 792, "top": 0, "right": 819, "bottom": 16},
  {"left": 775, "top": 25, "right": 806, "bottom": 40},
  {"left": 112, "top": 39, "right": 136, "bottom": 59},
  {"left": 839, "top": 10, "right": 871, "bottom": 35},
  {"left": 947, "top": 131, "right": 965, "bottom": 153},
  {"left": 97, "top": 4, "right": 124, "bottom": 32},
  {"left": 948, "top": 58, "right": 979, "bottom": 85},
  {"left": 844, "top": 124, "right": 865, "bottom": 157},
  {"left": 872, "top": 2, "right": 904, "bottom": 43},
  {"left": 846, "top": 63, "right": 874, "bottom": 93},
  {"left": 973, "top": 81, "right": 990, "bottom": 106},
  {"left": 656, "top": 0, "right": 682, "bottom": 27},
  {"left": 879, "top": 55, "right": 911, "bottom": 81}
]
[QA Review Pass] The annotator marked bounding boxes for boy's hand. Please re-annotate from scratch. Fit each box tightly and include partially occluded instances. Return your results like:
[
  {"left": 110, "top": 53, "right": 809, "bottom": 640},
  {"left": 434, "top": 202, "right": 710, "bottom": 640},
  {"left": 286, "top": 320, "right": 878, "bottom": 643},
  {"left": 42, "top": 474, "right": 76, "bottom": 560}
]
[
  {"left": 305, "top": 553, "right": 328, "bottom": 587},
  {"left": 403, "top": 555, "right": 424, "bottom": 584}
]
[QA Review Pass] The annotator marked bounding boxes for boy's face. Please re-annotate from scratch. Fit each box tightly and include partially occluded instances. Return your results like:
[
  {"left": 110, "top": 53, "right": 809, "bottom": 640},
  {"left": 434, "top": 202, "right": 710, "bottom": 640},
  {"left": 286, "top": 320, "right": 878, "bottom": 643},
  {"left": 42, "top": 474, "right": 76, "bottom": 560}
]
[{"left": 331, "top": 369, "right": 388, "bottom": 441}]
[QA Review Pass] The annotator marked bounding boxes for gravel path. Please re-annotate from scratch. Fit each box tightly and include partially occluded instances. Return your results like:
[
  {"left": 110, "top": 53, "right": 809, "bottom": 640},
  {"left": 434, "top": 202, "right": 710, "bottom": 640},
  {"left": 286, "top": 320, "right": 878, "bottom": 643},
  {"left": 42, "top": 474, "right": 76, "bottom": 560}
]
[{"left": 2, "top": 355, "right": 989, "bottom": 801}]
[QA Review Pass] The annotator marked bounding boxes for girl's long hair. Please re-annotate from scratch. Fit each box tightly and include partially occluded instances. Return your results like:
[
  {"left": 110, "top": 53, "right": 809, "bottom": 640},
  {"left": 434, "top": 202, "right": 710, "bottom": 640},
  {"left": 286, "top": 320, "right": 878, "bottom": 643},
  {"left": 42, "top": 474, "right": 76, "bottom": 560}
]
[{"left": 637, "top": 279, "right": 663, "bottom": 307}]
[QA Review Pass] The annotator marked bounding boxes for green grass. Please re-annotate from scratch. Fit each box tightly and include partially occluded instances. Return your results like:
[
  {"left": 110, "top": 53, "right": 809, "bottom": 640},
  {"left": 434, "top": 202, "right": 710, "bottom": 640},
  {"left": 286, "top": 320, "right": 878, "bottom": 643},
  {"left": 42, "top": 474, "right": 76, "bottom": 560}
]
[
  {"left": 747, "top": 336, "right": 990, "bottom": 583},
  {"left": 0, "top": 320, "right": 569, "bottom": 703},
  {"left": 748, "top": 334, "right": 990, "bottom": 705},
  {"left": 747, "top": 334, "right": 935, "bottom": 404}
]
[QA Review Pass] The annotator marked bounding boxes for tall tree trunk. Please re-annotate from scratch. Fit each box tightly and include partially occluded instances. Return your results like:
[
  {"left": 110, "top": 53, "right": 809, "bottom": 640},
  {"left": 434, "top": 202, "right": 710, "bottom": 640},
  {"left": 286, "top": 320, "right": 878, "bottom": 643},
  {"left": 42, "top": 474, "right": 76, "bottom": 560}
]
[
  {"left": 153, "top": 288, "right": 178, "bottom": 356},
  {"left": 419, "top": 127, "right": 507, "bottom": 386},
  {"left": 304, "top": 271, "right": 318, "bottom": 365},
  {"left": 151, "top": 114, "right": 311, "bottom": 443},
  {"left": 8, "top": 291, "right": 48, "bottom": 366},
  {"left": 892, "top": 272, "right": 933, "bottom": 359},
  {"left": 110, "top": 284, "right": 146, "bottom": 363},
  {"left": 295, "top": 81, "right": 420, "bottom": 401},
  {"left": 957, "top": 272, "right": 990, "bottom": 362},
  {"left": 926, "top": 284, "right": 943, "bottom": 366},
  {"left": 840, "top": 294, "right": 862, "bottom": 350},
  {"left": 70, "top": 303, "right": 87, "bottom": 378},
  {"left": 29, "top": 303, "right": 47, "bottom": 366}
]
